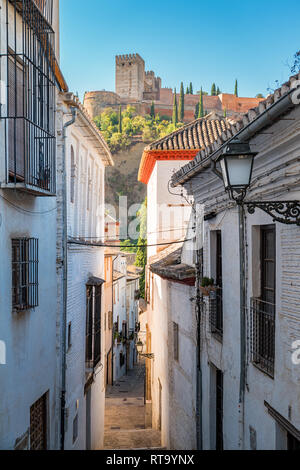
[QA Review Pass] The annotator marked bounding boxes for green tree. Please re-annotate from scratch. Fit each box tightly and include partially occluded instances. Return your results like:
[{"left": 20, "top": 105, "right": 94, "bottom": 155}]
[
  {"left": 256, "top": 93, "right": 264, "bottom": 98},
  {"left": 216, "top": 86, "right": 221, "bottom": 95},
  {"left": 150, "top": 101, "right": 155, "bottom": 119},
  {"left": 223, "top": 107, "right": 227, "bottom": 118},
  {"left": 211, "top": 83, "right": 216, "bottom": 96},
  {"left": 198, "top": 87, "right": 204, "bottom": 118},
  {"left": 234, "top": 79, "right": 238, "bottom": 97},
  {"left": 186, "top": 86, "right": 190, "bottom": 94},
  {"left": 189, "top": 82, "right": 193, "bottom": 95},
  {"left": 172, "top": 88, "right": 178, "bottom": 125},
  {"left": 135, "top": 198, "right": 147, "bottom": 298},
  {"left": 179, "top": 82, "right": 185, "bottom": 122},
  {"left": 118, "top": 105, "right": 122, "bottom": 133},
  {"left": 194, "top": 103, "right": 199, "bottom": 119}
]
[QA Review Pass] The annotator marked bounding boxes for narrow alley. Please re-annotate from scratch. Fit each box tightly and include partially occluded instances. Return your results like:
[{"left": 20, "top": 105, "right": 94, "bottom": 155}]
[{"left": 103, "top": 363, "right": 161, "bottom": 450}]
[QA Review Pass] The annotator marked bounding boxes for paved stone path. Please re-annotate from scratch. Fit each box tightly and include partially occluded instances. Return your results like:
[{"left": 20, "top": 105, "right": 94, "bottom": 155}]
[{"left": 103, "top": 363, "right": 161, "bottom": 450}]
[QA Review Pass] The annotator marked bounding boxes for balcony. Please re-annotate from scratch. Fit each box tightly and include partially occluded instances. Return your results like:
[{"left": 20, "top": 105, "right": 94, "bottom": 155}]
[
  {"left": 9, "top": 0, "right": 54, "bottom": 26},
  {"left": 1, "top": 0, "right": 56, "bottom": 196},
  {"left": 250, "top": 298, "right": 275, "bottom": 378}
]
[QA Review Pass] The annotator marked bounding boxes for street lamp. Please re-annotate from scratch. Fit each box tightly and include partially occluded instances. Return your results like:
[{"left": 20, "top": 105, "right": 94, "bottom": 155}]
[
  {"left": 218, "top": 138, "right": 300, "bottom": 225},
  {"left": 219, "top": 139, "right": 257, "bottom": 202},
  {"left": 136, "top": 340, "right": 154, "bottom": 359}
]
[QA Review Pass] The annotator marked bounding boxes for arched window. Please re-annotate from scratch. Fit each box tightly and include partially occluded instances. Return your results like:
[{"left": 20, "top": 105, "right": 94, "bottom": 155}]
[{"left": 70, "top": 145, "right": 75, "bottom": 203}]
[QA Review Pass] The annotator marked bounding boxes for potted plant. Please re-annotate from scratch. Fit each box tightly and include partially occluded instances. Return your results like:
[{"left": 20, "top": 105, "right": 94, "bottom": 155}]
[
  {"left": 200, "top": 277, "right": 215, "bottom": 297},
  {"left": 114, "top": 331, "right": 121, "bottom": 343}
]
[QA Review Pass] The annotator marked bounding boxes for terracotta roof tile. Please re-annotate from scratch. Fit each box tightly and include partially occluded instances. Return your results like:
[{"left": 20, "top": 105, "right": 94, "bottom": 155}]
[{"left": 145, "top": 112, "right": 234, "bottom": 153}]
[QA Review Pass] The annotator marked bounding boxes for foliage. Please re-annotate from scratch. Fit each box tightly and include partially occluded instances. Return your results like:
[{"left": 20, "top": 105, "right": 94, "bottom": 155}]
[
  {"left": 201, "top": 277, "right": 214, "bottom": 287},
  {"left": 118, "top": 105, "right": 122, "bottom": 133},
  {"left": 186, "top": 86, "right": 190, "bottom": 94},
  {"left": 211, "top": 83, "right": 216, "bottom": 96},
  {"left": 291, "top": 50, "right": 300, "bottom": 74},
  {"left": 135, "top": 198, "right": 147, "bottom": 298},
  {"left": 234, "top": 79, "right": 238, "bottom": 97},
  {"left": 179, "top": 82, "right": 185, "bottom": 122},
  {"left": 172, "top": 88, "right": 178, "bottom": 125},
  {"left": 189, "top": 82, "right": 193, "bottom": 94},
  {"left": 256, "top": 93, "right": 264, "bottom": 98},
  {"left": 150, "top": 101, "right": 155, "bottom": 119},
  {"left": 94, "top": 105, "right": 183, "bottom": 153},
  {"left": 198, "top": 87, "right": 204, "bottom": 118}
]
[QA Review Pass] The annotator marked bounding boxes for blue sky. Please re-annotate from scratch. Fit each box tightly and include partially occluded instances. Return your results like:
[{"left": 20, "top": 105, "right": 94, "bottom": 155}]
[{"left": 60, "top": 0, "right": 300, "bottom": 101}]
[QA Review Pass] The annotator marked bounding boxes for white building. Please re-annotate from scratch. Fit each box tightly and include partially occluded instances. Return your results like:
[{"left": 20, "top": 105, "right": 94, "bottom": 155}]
[
  {"left": 56, "top": 92, "right": 113, "bottom": 450},
  {"left": 112, "top": 255, "right": 128, "bottom": 382},
  {"left": 126, "top": 265, "right": 140, "bottom": 370},
  {"left": 0, "top": 0, "right": 66, "bottom": 450},
  {"left": 171, "top": 75, "right": 300, "bottom": 449},
  {"left": 138, "top": 115, "right": 233, "bottom": 449}
]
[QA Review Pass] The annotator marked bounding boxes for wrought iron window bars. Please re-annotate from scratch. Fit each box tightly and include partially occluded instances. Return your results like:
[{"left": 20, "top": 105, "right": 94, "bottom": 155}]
[{"left": 0, "top": 0, "right": 56, "bottom": 195}]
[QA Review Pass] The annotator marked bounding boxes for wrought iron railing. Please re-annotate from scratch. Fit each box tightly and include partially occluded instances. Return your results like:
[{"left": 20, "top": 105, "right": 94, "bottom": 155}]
[
  {"left": 209, "top": 286, "right": 223, "bottom": 338},
  {"left": 1, "top": 0, "right": 56, "bottom": 195},
  {"left": 250, "top": 298, "right": 275, "bottom": 377}
]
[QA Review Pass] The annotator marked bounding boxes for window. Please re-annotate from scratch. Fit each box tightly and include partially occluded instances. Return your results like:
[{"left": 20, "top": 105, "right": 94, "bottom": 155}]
[
  {"left": 108, "top": 311, "right": 113, "bottom": 330},
  {"left": 72, "top": 414, "right": 78, "bottom": 445},
  {"left": 251, "top": 225, "right": 276, "bottom": 377},
  {"left": 287, "top": 432, "right": 300, "bottom": 450},
  {"left": 86, "top": 283, "right": 102, "bottom": 369},
  {"left": 12, "top": 238, "right": 38, "bottom": 310},
  {"left": 70, "top": 145, "right": 75, "bottom": 203},
  {"left": 216, "top": 369, "right": 224, "bottom": 450},
  {"left": 67, "top": 322, "right": 72, "bottom": 350},
  {"left": 30, "top": 392, "right": 48, "bottom": 450},
  {"left": 210, "top": 231, "right": 223, "bottom": 338},
  {"left": 173, "top": 322, "right": 179, "bottom": 362},
  {"left": 122, "top": 321, "right": 127, "bottom": 339},
  {"left": 2, "top": 3, "right": 56, "bottom": 194}
]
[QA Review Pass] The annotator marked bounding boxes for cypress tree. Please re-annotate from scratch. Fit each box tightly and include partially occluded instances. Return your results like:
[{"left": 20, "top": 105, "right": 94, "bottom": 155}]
[
  {"left": 194, "top": 103, "right": 199, "bottom": 119},
  {"left": 198, "top": 87, "right": 204, "bottom": 118},
  {"left": 224, "top": 107, "right": 227, "bottom": 118},
  {"left": 216, "top": 86, "right": 221, "bottom": 95},
  {"left": 234, "top": 79, "right": 238, "bottom": 97},
  {"left": 179, "top": 82, "right": 185, "bottom": 122},
  {"left": 211, "top": 83, "right": 216, "bottom": 96},
  {"left": 189, "top": 82, "right": 193, "bottom": 95},
  {"left": 118, "top": 105, "right": 122, "bottom": 133},
  {"left": 186, "top": 86, "right": 190, "bottom": 94},
  {"left": 172, "top": 88, "right": 178, "bottom": 126},
  {"left": 150, "top": 101, "right": 155, "bottom": 119}
]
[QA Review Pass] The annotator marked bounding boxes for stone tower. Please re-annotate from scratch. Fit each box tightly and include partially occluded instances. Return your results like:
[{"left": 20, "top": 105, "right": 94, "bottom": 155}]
[{"left": 115, "top": 54, "right": 145, "bottom": 101}]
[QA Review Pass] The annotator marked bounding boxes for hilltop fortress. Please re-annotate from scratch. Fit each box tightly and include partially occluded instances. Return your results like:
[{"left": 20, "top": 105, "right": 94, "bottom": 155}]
[{"left": 84, "top": 53, "right": 263, "bottom": 121}]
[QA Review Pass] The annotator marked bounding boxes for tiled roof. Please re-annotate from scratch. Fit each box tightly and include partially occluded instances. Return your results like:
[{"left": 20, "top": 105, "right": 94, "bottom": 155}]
[
  {"left": 145, "top": 112, "right": 233, "bottom": 151},
  {"left": 113, "top": 270, "right": 125, "bottom": 282},
  {"left": 171, "top": 72, "right": 300, "bottom": 186}
]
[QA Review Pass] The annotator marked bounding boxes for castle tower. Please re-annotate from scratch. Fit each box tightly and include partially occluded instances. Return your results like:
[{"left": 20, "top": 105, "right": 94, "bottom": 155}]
[{"left": 116, "top": 53, "right": 145, "bottom": 101}]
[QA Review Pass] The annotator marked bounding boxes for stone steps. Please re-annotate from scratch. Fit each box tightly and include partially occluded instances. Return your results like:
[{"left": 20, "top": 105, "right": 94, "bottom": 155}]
[{"left": 104, "top": 428, "right": 161, "bottom": 450}]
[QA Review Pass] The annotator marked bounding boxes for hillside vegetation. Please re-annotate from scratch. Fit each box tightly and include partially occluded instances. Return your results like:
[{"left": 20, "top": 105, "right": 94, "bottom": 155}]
[{"left": 94, "top": 105, "right": 183, "bottom": 153}]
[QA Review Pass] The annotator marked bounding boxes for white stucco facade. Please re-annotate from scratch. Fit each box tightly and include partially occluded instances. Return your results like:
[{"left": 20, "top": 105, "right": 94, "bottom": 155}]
[{"left": 181, "top": 97, "right": 300, "bottom": 449}]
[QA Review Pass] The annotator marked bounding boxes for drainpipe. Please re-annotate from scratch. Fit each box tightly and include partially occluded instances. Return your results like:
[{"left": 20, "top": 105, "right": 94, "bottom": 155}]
[
  {"left": 238, "top": 203, "right": 246, "bottom": 449},
  {"left": 195, "top": 248, "right": 203, "bottom": 450},
  {"left": 60, "top": 106, "right": 77, "bottom": 451}
]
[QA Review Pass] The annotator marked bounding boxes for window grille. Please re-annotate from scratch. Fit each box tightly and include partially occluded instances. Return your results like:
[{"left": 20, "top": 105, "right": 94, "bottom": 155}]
[
  {"left": 209, "top": 288, "right": 223, "bottom": 338},
  {"left": 1, "top": 1, "right": 56, "bottom": 195},
  {"left": 12, "top": 238, "right": 38, "bottom": 310},
  {"left": 250, "top": 298, "right": 275, "bottom": 377},
  {"left": 30, "top": 392, "right": 48, "bottom": 450},
  {"left": 86, "top": 284, "right": 102, "bottom": 369},
  {"left": 173, "top": 322, "right": 179, "bottom": 361}
]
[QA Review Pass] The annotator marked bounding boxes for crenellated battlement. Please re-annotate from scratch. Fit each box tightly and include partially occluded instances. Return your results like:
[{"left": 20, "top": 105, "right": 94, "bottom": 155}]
[
  {"left": 145, "top": 70, "right": 155, "bottom": 77},
  {"left": 115, "top": 53, "right": 144, "bottom": 65}
]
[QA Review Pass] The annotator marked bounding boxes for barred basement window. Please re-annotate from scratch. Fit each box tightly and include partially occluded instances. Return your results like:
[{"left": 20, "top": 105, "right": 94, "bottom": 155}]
[
  {"left": 30, "top": 392, "right": 48, "bottom": 450},
  {"left": 12, "top": 238, "right": 39, "bottom": 310}
]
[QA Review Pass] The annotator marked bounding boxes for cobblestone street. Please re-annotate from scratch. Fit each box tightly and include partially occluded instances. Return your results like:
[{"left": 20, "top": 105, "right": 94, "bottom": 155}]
[{"left": 103, "top": 363, "right": 161, "bottom": 450}]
